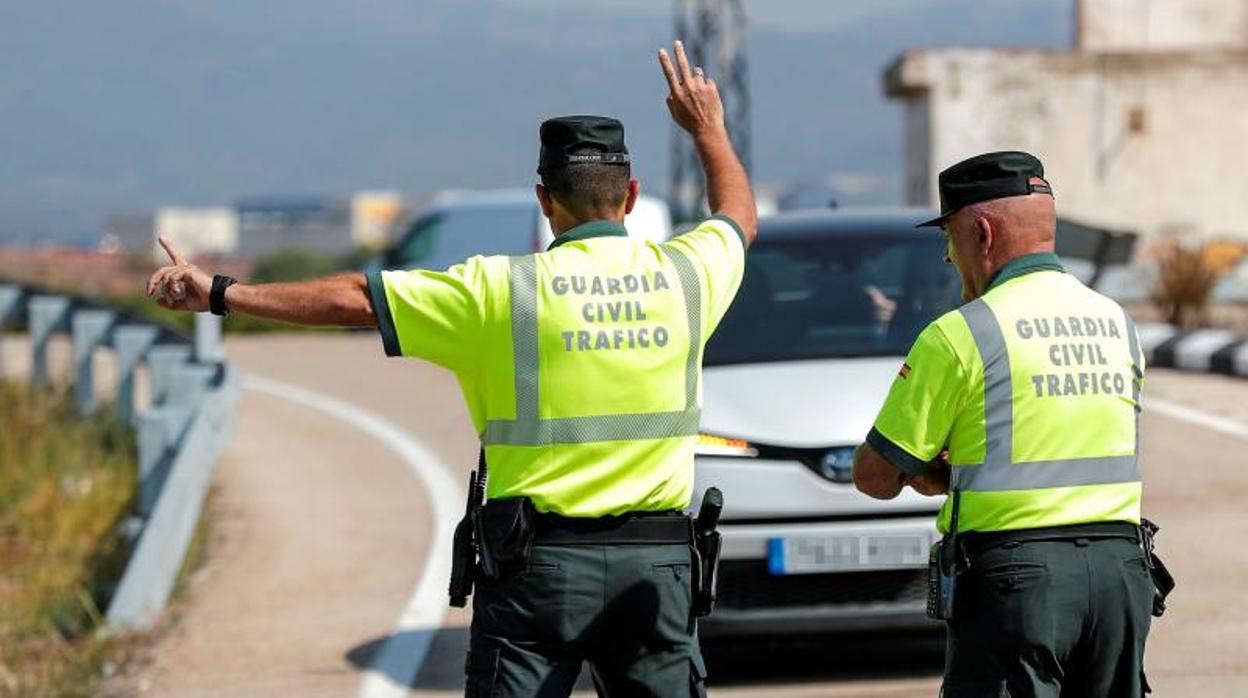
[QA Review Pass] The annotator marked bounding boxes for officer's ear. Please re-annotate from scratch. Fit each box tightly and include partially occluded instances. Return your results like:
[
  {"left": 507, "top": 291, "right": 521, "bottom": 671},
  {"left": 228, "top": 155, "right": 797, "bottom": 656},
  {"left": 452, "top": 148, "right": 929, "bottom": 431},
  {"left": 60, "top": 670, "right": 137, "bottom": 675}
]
[
  {"left": 623, "top": 179, "right": 641, "bottom": 215},
  {"left": 535, "top": 184, "right": 555, "bottom": 219},
  {"left": 975, "top": 215, "right": 994, "bottom": 257}
]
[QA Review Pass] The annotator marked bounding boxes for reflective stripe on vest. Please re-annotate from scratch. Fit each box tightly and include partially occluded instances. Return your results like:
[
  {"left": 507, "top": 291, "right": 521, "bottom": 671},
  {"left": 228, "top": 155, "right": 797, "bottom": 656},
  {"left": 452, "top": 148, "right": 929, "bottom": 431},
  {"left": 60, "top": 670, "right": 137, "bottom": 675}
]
[
  {"left": 951, "top": 297, "right": 1143, "bottom": 492},
  {"left": 1124, "top": 310, "right": 1144, "bottom": 457},
  {"left": 482, "top": 248, "right": 703, "bottom": 446}
]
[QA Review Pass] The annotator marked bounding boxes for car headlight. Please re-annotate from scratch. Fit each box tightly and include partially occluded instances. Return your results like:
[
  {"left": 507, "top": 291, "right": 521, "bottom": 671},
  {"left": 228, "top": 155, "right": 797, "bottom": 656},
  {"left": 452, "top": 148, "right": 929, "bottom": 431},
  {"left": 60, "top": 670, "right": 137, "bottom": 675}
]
[{"left": 695, "top": 432, "right": 758, "bottom": 457}]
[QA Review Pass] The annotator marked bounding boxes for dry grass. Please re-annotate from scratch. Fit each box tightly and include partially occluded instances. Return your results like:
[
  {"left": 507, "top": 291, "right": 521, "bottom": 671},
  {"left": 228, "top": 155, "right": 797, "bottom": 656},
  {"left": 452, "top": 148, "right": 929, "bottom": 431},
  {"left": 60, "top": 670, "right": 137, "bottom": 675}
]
[{"left": 0, "top": 381, "right": 137, "bottom": 697}]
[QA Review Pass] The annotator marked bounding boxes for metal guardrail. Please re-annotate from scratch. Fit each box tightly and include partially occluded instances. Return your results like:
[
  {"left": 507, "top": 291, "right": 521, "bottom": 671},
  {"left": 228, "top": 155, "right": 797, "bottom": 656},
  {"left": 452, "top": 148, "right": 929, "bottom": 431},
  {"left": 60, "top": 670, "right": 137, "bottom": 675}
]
[{"left": 0, "top": 282, "right": 241, "bottom": 632}]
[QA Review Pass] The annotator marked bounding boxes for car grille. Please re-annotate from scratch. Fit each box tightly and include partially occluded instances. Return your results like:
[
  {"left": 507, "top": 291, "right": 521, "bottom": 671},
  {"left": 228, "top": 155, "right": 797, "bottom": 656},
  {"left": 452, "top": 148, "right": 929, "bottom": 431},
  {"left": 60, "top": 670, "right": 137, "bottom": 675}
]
[{"left": 716, "top": 560, "right": 928, "bottom": 610}]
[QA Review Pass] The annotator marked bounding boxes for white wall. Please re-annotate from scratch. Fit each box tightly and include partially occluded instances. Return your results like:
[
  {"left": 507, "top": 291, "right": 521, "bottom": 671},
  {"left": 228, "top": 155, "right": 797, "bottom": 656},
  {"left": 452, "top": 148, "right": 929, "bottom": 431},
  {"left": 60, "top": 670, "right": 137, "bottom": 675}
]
[
  {"left": 1078, "top": 0, "right": 1248, "bottom": 53},
  {"left": 886, "top": 48, "right": 1248, "bottom": 245},
  {"left": 153, "top": 207, "right": 239, "bottom": 260}
]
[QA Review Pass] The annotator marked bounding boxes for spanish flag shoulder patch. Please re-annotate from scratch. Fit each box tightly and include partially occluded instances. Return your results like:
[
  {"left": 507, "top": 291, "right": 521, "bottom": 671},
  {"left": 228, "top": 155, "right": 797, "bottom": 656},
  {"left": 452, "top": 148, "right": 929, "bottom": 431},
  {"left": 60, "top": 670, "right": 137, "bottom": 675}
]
[{"left": 899, "top": 363, "right": 912, "bottom": 379}]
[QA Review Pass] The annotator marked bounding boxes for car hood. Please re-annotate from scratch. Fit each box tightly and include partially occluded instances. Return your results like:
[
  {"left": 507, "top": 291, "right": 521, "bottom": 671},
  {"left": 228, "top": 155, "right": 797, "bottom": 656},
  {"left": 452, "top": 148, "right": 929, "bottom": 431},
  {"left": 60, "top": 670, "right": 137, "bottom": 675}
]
[{"left": 701, "top": 357, "right": 903, "bottom": 447}]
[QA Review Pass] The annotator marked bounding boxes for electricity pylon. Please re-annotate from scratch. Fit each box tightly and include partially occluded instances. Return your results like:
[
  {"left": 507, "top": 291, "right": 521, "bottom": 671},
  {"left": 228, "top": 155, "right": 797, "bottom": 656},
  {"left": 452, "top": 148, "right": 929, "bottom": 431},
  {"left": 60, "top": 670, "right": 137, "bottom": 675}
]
[{"left": 670, "top": 0, "right": 751, "bottom": 225}]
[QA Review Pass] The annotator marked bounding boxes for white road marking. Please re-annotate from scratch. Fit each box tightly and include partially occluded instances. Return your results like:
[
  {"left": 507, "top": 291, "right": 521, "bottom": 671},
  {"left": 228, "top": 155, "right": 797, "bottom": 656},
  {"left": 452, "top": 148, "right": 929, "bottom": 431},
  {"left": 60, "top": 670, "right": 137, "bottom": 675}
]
[
  {"left": 1147, "top": 396, "right": 1248, "bottom": 441},
  {"left": 244, "top": 375, "right": 463, "bottom": 698}
]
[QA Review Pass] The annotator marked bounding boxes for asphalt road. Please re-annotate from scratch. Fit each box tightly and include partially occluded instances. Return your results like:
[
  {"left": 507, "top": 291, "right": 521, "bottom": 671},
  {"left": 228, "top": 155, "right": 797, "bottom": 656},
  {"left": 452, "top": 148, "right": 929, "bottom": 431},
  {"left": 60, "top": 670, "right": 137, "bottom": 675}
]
[{"left": 137, "top": 334, "right": 1248, "bottom": 696}]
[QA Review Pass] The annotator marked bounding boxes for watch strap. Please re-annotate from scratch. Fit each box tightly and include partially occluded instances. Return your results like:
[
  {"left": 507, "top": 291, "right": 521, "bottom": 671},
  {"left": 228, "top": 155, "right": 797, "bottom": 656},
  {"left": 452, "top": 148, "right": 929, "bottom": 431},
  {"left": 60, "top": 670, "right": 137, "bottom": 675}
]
[{"left": 210, "top": 274, "right": 238, "bottom": 316}]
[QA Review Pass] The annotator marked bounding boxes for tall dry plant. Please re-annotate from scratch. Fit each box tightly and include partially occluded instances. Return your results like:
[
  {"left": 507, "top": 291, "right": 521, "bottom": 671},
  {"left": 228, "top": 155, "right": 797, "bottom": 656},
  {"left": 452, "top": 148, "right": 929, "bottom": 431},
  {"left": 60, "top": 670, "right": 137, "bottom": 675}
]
[{"left": 1149, "top": 239, "right": 1224, "bottom": 329}]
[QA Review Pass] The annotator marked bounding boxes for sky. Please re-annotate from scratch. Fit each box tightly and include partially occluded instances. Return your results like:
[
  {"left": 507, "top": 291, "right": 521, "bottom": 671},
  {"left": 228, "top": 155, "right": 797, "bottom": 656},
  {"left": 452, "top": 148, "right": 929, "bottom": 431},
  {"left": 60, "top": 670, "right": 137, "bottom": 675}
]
[
  {"left": 496, "top": 0, "right": 946, "bottom": 32},
  {"left": 0, "top": 0, "right": 1071, "bottom": 245}
]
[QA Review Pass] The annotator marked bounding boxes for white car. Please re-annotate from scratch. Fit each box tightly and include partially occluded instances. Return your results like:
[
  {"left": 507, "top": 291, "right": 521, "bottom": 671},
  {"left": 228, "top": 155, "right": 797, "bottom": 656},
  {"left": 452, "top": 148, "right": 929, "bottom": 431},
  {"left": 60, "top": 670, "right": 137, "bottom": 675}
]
[
  {"left": 692, "top": 207, "right": 962, "bottom": 637},
  {"left": 373, "top": 188, "right": 672, "bottom": 271}
]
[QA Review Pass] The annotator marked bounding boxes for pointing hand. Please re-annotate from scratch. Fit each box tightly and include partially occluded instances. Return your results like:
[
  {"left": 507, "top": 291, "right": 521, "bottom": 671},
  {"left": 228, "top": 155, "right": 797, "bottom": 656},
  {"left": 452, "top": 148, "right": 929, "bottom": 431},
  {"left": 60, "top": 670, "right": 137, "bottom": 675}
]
[{"left": 145, "top": 235, "right": 213, "bottom": 313}]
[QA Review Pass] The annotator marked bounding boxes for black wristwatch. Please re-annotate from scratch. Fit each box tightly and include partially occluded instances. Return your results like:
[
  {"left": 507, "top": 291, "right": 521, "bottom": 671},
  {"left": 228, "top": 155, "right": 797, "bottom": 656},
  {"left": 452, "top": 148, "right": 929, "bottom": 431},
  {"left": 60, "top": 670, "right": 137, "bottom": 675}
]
[{"left": 210, "top": 274, "right": 238, "bottom": 316}]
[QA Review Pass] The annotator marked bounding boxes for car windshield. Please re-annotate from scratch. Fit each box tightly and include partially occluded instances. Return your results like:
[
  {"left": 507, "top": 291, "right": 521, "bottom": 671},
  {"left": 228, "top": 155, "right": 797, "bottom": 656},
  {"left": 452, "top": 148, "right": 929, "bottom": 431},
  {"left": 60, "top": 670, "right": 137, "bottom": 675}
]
[{"left": 704, "top": 232, "right": 962, "bottom": 365}]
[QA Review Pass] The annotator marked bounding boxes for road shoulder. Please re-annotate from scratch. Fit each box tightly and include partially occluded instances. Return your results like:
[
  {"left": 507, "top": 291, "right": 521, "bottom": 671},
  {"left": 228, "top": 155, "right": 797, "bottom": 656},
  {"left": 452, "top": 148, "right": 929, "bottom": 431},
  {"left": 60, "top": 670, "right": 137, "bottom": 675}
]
[{"left": 135, "top": 384, "right": 429, "bottom": 696}]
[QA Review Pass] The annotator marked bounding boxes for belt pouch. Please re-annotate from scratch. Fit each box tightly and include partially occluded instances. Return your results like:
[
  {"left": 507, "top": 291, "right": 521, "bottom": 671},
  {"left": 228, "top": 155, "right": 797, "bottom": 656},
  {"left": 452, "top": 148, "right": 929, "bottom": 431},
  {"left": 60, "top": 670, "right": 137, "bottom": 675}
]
[{"left": 479, "top": 497, "right": 537, "bottom": 566}]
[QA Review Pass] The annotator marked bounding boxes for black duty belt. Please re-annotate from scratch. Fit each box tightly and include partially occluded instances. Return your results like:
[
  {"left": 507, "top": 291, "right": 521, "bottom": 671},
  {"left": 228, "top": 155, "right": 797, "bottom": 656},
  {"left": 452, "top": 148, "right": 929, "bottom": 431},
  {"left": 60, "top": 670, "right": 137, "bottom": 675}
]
[
  {"left": 533, "top": 510, "right": 692, "bottom": 545},
  {"left": 960, "top": 521, "right": 1140, "bottom": 558}
]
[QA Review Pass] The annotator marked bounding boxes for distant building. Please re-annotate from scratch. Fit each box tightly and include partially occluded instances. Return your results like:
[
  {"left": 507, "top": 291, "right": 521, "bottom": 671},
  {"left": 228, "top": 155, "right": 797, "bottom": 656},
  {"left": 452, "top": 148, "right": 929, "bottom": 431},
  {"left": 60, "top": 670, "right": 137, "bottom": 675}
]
[
  {"left": 350, "top": 191, "right": 404, "bottom": 250},
  {"left": 104, "top": 190, "right": 411, "bottom": 260},
  {"left": 884, "top": 0, "right": 1248, "bottom": 246},
  {"left": 153, "top": 207, "right": 239, "bottom": 261},
  {"left": 235, "top": 196, "right": 351, "bottom": 258}
]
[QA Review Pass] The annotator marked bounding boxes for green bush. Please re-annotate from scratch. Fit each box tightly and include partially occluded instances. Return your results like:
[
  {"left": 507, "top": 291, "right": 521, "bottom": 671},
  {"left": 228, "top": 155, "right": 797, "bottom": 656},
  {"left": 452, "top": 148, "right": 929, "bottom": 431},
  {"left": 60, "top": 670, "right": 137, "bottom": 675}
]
[
  {"left": 251, "top": 246, "right": 376, "bottom": 284},
  {"left": 251, "top": 248, "right": 345, "bottom": 284}
]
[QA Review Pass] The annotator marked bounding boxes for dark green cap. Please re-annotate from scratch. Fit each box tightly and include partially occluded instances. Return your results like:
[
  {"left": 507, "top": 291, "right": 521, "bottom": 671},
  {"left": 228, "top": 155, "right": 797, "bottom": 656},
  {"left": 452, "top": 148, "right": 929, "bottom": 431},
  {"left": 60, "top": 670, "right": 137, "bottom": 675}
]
[
  {"left": 917, "top": 151, "right": 1053, "bottom": 227},
  {"left": 538, "top": 115, "right": 631, "bottom": 174}
]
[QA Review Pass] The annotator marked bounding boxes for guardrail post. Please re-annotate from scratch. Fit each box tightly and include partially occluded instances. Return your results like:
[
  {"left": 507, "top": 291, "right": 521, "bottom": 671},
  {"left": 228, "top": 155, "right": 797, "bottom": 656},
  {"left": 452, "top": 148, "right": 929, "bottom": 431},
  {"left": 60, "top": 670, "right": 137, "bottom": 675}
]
[
  {"left": 0, "top": 285, "right": 23, "bottom": 378},
  {"left": 195, "top": 313, "right": 224, "bottom": 363},
  {"left": 167, "top": 364, "right": 217, "bottom": 409},
  {"left": 0, "top": 285, "right": 20, "bottom": 326},
  {"left": 113, "top": 325, "right": 160, "bottom": 424},
  {"left": 146, "top": 345, "right": 192, "bottom": 406},
  {"left": 131, "top": 364, "right": 215, "bottom": 518},
  {"left": 28, "top": 295, "right": 71, "bottom": 387},
  {"left": 72, "top": 309, "right": 116, "bottom": 414},
  {"left": 135, "top": 411, "right": 168, "bottom": 518},
  {"left": 135, "top": 406, "right": 194, "bottom": 518}
]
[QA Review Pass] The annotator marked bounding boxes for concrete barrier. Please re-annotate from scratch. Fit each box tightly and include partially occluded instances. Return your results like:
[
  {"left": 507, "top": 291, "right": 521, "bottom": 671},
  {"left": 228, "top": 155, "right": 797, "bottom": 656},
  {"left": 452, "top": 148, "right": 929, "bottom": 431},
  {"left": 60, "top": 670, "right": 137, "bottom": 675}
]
[{"left": 1141, "top": 322, "right": 1248, "bottom": 378}]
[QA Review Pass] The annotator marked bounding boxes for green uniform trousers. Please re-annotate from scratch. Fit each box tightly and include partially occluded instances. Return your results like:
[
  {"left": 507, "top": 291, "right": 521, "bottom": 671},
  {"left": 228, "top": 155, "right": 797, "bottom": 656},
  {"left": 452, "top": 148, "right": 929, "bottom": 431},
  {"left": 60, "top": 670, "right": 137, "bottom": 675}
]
[
  {"left": 942, "top": 536, "right": 1153, "bottom": 697},
  {"left": 464, "top": 542, "right": 707, "bottom": 698}
]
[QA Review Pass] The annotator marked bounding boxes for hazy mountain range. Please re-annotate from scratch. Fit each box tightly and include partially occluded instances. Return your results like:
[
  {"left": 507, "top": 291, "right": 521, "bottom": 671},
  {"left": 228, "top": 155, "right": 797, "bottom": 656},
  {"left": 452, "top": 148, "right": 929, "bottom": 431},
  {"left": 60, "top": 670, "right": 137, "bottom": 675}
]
[{"left": 0, "top": 0, "right": 1069, "bottom": 244}]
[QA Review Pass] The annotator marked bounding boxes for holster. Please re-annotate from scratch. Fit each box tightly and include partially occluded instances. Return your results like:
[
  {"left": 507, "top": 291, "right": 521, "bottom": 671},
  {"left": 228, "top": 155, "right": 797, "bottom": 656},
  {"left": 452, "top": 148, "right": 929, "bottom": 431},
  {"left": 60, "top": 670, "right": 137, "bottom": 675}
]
[
  {"left": 692, "top": 488, "right": 724, "bottom": 617},
  {"left": 926, "top": 534, "right": 962, "bottom": 620},
  {"left": 449, "top": 468, "right": 482, "bottom": 608},
  {"left": 449, "top": 450, "right": 499, "bottom": 608},
  {"left": 476, "top": 497, "right": 538, "bottom": 573},
  {"left": 1140, "top": 518, "right": 1175, "bottom": 618},
  {"left": 926, "top": 489, "right": 963, "bottom": 621}
]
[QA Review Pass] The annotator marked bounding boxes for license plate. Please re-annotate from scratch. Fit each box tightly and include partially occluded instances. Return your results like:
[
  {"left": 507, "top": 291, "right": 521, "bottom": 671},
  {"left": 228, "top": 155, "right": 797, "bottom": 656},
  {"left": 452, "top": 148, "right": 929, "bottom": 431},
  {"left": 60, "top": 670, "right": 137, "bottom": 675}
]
[{"left": 767, "top": 532, "right": 933, "bottom": 575}]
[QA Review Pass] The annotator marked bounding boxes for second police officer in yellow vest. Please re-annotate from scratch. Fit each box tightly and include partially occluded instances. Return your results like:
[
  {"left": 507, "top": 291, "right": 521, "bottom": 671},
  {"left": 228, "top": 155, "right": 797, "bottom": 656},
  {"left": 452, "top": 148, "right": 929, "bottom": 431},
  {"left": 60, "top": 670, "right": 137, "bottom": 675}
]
[{"left": 853, "top": 152, "right": 1170, "bottom": 697}]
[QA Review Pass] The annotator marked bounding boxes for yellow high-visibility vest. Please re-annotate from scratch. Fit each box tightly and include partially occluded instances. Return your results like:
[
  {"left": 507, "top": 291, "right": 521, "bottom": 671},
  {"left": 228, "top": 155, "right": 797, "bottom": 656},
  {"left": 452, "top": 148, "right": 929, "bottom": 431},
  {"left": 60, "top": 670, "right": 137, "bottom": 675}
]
[
  {"left": 367, "top": 216, "right": 746, "bottom": 517},
  {"left": 869, "top": 253, "right": 1143, "bottom": 533}
]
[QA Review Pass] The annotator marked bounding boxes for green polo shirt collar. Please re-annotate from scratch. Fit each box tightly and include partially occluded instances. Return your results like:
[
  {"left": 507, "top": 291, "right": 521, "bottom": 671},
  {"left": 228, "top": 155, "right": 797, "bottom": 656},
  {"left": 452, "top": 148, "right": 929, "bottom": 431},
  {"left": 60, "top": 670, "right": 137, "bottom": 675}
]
[
  {"left": 547, "top": 220, "right": 628, "bottom": 251},
  {"left": 986, "top": 252, "right": 1065, "bottom": 292}
]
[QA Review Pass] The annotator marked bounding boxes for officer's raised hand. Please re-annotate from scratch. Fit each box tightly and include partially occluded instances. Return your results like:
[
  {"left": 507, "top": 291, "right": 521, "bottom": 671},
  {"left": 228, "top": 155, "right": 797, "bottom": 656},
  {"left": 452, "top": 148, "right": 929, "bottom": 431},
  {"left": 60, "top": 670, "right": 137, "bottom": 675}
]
[
  {"left": 146, "top": 235, "right": 212, "bottom": 313},
  {"left": 658, "top": 41, "right": 725, "bottom": 139},
  {"left": 657, "top": 40, "right": 757, "bottom": 245}
]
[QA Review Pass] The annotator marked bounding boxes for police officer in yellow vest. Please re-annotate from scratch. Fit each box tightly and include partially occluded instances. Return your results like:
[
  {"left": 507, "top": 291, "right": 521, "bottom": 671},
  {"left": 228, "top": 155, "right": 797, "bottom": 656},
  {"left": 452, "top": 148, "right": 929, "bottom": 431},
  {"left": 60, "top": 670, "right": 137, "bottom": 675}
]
[
  {"left": 852, "top": 152, "right": 1160, "bottom": 697},
  {"left": 145, "top": 41, "right": 756, "bottom": 697}
]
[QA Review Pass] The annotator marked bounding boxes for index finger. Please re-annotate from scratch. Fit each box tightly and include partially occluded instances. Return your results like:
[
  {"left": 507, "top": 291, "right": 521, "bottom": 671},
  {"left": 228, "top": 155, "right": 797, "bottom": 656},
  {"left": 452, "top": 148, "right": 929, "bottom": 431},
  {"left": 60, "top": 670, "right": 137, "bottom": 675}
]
[
  {"left": 657, "top": 48, "right": 682, "bottom": 93},
  {"left": 673, "top": 40, "right": 694, "bottom": 85},
  {"left": 158, "top": 234, "right": 187, "bottom": 266}
]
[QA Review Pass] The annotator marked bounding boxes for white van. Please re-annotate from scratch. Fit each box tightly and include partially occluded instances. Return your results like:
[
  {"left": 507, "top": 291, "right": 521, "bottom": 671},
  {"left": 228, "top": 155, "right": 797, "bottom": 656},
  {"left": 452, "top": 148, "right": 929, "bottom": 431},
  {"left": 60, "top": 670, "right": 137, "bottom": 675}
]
[{"left": 373, "top": 188, "right": 672, "bottom": 271}]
